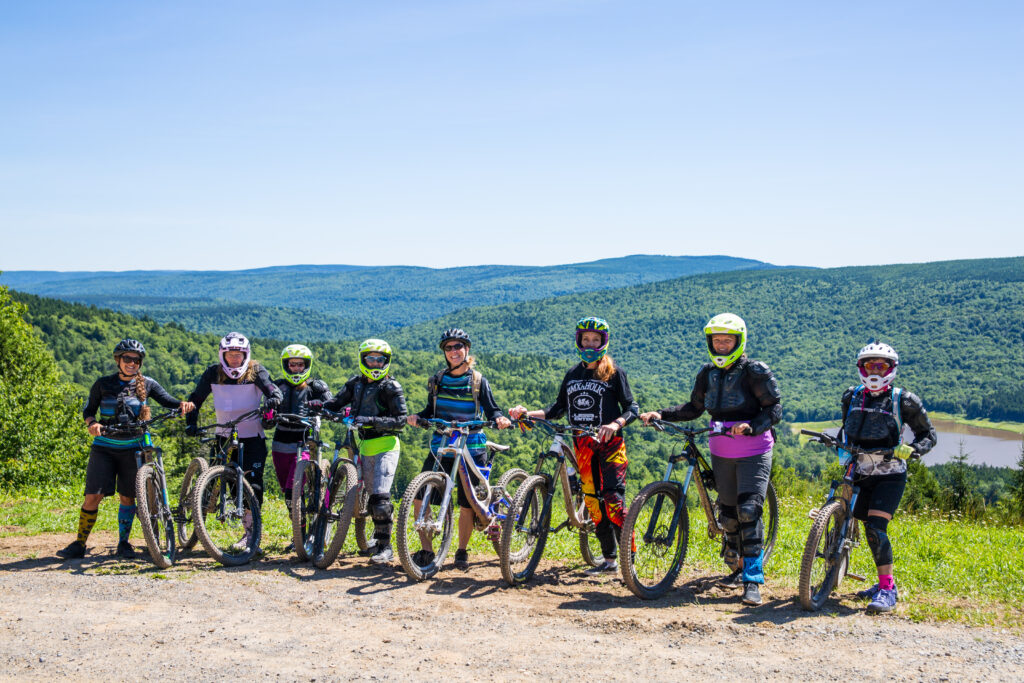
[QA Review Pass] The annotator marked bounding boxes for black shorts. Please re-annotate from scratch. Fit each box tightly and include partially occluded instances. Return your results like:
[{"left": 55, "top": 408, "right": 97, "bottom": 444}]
[
  {"left": 415, "top": 452, "right": 488, "bottom": 509},
  {"left": 852, "top": 470, "right": 908, "bottom": 520},
  {"left": 83, "top": 444, "right": 139, "bottom": 498}
]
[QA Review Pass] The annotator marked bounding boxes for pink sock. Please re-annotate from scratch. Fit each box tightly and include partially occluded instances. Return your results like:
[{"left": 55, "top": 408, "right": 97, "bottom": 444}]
[{"left": 878, "top": 574, "right": 895, "bottom": 590}]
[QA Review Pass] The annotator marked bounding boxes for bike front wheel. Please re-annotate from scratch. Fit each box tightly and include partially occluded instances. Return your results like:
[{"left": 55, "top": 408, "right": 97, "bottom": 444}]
[
  {"left": 317, "top": 460, "right": 359, "bottom": 569},
  {"left": 291, "top": 458, "right": 324, "bottom": 562},
  {"left": 136, "top": 464, "right": 176, "bottom": 569},
  {"left": 176, "top": 457, "right": 208, "bottom": 551},
  {"left": 489, "top": 467, "right": 528, "bottom": 555},
  {"left": 192, "top": 465, "right": 262, "bottom": 566},
  {"left": 798, "top": 499, "right": 847, "bottom": 611},
  {"left": 395, "top": 472, "right": 455, "bottom": 581},
  {"left": 499, "top": 474, "right": 549, "bottom": 586},
  {"left": 619, "top": 481, "right": 689, "bottom": 600}
]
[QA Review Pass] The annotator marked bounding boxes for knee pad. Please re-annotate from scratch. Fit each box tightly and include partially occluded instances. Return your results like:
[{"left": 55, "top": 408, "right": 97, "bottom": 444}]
[
  {"left": 864, "top": 516, "right": 893, "bottom": 567},
  {"left": 369, "top": 494, "right": 393, "bottom": 523},
  {"left": 718, "top": 505, "right": 740, "bottom": 534},
  {"left": 737, "top": 496, "right": 763, "bottom": 525}
]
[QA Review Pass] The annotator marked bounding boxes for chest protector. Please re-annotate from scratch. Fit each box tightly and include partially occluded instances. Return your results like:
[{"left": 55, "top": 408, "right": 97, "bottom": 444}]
[
  {"left": 842, "top": 385, "right": 903, "bottom": 449},
  {"left": 705, "top": 363, "right": 750, "bottom": 414}
]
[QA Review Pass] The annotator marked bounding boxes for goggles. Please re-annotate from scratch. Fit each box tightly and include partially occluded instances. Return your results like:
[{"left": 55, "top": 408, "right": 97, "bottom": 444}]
[{"left": 363, "top": 354, "right": 388, "bottom": 366}]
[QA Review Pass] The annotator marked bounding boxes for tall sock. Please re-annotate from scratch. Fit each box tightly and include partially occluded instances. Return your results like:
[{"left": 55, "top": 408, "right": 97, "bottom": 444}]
[
  {"left": 118, "top": 504, "right": 137, "bottom": 543},
  {"left": 878, "top": 574, "right": 895, "bottom": 591},
  {"left": 77, "top": 507, "right": 99, "bottom": 544}
]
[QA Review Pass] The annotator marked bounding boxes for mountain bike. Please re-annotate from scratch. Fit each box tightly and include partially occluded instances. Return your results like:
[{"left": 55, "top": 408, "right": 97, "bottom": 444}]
[
  {"left": 287, "top": 410, "right": 359, "bottom": 568},
  {"left": 797, "top": 429, "right": 901, "bottom": 611},
  {"left": 395, "top": 418, "right": 527, "bottom": 581},
  {"left": 189, "top": 409, "right": 265, "bottom": 566},
  {"left": 498, "top": 417, "right": 607, "bottom": 587},
  {"left": 619, "top": 420, "right": 779, "bottom": 600},
  {"left": 102, "top": 409, "right": 185, "bottom": 568}
]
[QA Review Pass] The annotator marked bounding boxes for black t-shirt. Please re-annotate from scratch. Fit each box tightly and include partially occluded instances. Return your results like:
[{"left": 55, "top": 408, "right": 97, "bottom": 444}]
[{"left": 544, "top": 362, "right": 638, "bottom": 429}]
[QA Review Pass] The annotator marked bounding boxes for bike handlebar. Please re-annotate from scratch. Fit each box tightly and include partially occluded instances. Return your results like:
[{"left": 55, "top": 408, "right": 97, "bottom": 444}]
[
  {"left": 645, "top": 418, "right": 719, "bottom": 438},
  {"left": 416, "top": 417, "right": 498, "bottom": 432},
  {"left": 100, "top": 409, "right": 183, "bottom": 437},
  {"left": 512, "top": 416, "right": 599, "bottom": 438},
  {"left": 800, "top": 429, "right": 899, "bottom": 459},
  {"left": 193, "top": 408, "right": 265, "bottom": 435}
]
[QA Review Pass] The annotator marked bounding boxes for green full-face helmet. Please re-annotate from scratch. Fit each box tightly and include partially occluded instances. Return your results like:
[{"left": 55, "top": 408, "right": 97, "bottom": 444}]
[
  {"left": 281, "top": 344, "right": 314, "bottom": 385},
  {"left": 358, "top": 339, "right": 392, "bottom": 381},
  {"left": 704, "top": 313, "right": 746, "bottom": 368}
]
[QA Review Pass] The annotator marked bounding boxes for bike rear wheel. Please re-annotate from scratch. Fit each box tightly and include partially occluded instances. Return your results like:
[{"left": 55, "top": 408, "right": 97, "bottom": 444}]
[
  {"left": 192, "top": 465, "right": 262, "bottom": 566},
  {"left": 318, "top": 460, "right": 359, "bottom": 568},
  {"left": 619, "top": 481, "right": 689, "bottom": 600},
  {"left": 395, "top": 472, "right": 455, "bottom": 581},
  {"left": 291, "top": 459, "right": 324, "bottom": 562},
  {"left": 136, "top": 464, "right": 176, "bottom": 569},
  {"left": 798, "top": 499, "right": 847, "bottom": 611},
  {"left": 176, "top": 457, "right": 208, "bottom": 551},
  {"left": 490, "top": 467, "right": 528, "bottom": 554},
  {"left": 762, "top": 481, "right": 780, "bottom": 566},
  {"left": 499, "top": 474, "right": 549, "bottom": 586}
]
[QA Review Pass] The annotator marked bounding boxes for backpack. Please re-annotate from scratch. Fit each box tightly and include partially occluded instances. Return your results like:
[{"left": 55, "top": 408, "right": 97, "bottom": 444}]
[{"left": 427, "top": 368, "right": 482, "bottom": 417}]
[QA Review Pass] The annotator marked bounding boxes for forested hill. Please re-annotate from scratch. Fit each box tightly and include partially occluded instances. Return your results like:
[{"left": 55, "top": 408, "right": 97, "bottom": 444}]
[
  {"left": 386, "top": 257, "right": 1024, "bottom": 422},
  {"left": 0, "top": 255, "right": 774, "bottom": 340}
]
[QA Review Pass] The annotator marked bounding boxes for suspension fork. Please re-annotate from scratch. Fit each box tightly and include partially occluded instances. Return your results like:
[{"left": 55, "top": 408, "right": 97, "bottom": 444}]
[{"left": 643, "top": 456, "right": 692, "bottom": 543}]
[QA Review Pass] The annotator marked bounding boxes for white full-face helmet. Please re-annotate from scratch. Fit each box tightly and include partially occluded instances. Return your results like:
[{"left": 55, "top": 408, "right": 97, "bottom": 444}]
[
  {"left": 857, "top": 341, "right": 899, "bottom": 392},
  {"left": 219, "top": 332, "right": 252, "bottom": 380}
]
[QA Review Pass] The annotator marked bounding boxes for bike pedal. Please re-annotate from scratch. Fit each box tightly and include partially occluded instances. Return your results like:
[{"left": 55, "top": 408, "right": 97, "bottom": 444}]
[{"left": 846, "top": 572, "right": 866, "bottom": 582}]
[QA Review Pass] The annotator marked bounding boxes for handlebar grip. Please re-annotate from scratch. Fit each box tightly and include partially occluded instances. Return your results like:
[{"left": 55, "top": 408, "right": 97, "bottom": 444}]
[{"left": 800, "top": 429, "right": 824, "bottom": 438}]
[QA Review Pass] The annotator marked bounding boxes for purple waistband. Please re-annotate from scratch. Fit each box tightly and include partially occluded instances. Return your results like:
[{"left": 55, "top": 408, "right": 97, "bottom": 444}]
[{"left": 709, "top": 421, "right": 774, "bottom": 459}]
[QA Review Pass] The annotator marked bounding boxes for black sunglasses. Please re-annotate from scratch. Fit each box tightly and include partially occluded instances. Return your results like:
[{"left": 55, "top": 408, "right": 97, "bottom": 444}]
[
  {"left": 120, "top": 355, "right": 143, "bottom": 365},
  {"left": 443, "top": 343, "right": 466, "bottom": 352}
]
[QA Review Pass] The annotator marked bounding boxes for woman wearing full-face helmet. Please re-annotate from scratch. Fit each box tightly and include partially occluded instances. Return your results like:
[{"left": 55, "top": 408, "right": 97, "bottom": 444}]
[
  {"left": 184, "top": 333, "right": 283, "bottom": 554},
  {"left": 641, "top": 313, "right": 782, "bottom": 606},
  {"left": 838, "top": 342, "right": 936, "bottom": 613}
]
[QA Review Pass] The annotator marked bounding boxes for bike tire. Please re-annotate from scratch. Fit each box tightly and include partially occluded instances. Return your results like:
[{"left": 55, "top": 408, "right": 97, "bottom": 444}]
[
  {"left": 176, "top": 457, "right": 208, "bottom": 551},
  {"left": 136, "top": 464, "right": 176, "bottom": 569},
  {"left": 490, "top": 467, "right": 528, "bottom": 555},
  {"left": 290, "top": 459, "right": 322, "bottom": 562},
  {"left": 499, "top": 474, "right": 549, "bottom": 586},
  {"left": 762, "top": 481, "right": 780, "bottom": 566},
  {"left": 354, "top": 486, "right": 371, "bottom": 553},
  {"left": 798, "top": 499, "right": 846, "bottom": 611},
  {"left": 317, "top": 460, "right": 359, "bottom": 569},
  {"left": 192, "top": 465, "right": 263, "bottom": 566},
  {"left": 395, "top": 471, "right": 455, "bottom": 581},
  {"left": 619, "top": 481, "right": 689, "bottom": 600}
]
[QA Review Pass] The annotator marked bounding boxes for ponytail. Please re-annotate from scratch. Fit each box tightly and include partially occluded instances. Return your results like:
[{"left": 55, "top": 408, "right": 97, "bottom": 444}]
[
  {"left": 594, "top": 355, "right": 617, "bottom": 382},
  {"left": 135, "top": 376, "right": 151, "bottom": 421}
]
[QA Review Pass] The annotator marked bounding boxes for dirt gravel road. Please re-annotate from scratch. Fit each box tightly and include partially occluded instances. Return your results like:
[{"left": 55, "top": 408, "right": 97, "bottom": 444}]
[{"left": 1, "top": 533, "right": 1021, "bottom": 681}]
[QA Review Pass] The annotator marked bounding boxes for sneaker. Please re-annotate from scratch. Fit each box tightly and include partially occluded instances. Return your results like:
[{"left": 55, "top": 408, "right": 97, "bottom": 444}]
[
  {"left": 454, "top": 549, "right": 469, "bottom": 570},
  {"left": 229, "top": 537, "right": 251, "bottom": 553},
  {"left": 57, "top": 541, "right": 86, "bottom": 559},
  {"left": 358, "top": 539, "right": 379, "bottom": 557},
  {"left": 116, "top": 541, "right": 136, "bottom": 560},
  {"left": 412, "top": 549, "right": 435, "bottom": 567},
  {"left": 718, "top": 568, "right": 742, "bottom": 589},
  {"left": 370, "top": 544, "right": 394, "bottom": 565},
  {"left": 741, "top": 582, "right": 763, "bottom": 606},
  {"left": 583, "top": 560, "right": 618, "bottom": 576},
  {"left": 283, "top": 542, "right": 294, "bottom": 553},
  {"left": 867, "top": 588, "right": 898, "bottom": 613},
  {"left": 856, "top": 583, "right": 881, "bottom": 600}
]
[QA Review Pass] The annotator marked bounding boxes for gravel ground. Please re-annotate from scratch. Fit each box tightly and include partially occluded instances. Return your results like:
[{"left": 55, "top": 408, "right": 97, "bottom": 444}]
[{"left": 1, "top": 532, "right": 1022, "bottom": 681}]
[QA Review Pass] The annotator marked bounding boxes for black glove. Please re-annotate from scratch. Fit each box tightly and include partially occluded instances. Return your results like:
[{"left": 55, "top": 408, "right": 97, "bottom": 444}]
[
  {"left": 185, "top": 424, "right": 198, "bottom": 438},
  {"left": 264, "top": 397, "right": 281, "bottom": 411},
  {"left": 307, "top": 400, "right": 324, "bottom": 413}
]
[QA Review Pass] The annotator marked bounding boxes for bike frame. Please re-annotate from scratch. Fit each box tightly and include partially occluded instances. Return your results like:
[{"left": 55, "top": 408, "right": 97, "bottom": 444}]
[
  {"left": 514, "top": 418, "right": 596, "bottom": 534},
  {"left": 195, "top": 408, "right": 263, "bottom": 523},
  {"left": 646, "top": 422, "right": 723, "bottom": 541},
  {"left": 417, "top": 419, "right": 496, "bottom": 532}
]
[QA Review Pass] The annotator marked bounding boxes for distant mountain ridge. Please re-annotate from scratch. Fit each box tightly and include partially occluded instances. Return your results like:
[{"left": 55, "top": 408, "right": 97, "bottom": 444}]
[{"left": 1, "top": 255, "right": 776, "bottom": 339}]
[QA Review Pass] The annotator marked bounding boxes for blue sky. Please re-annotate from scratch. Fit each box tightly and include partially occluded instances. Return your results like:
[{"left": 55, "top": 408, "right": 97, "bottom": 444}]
[{"left": 1, "top": 1, "right": 1021, "bottom": 271}]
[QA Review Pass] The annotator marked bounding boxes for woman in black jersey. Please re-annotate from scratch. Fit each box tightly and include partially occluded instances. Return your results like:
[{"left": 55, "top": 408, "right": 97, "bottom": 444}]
[
  {"left": 57, "top": 339, "right": 194, "bottom": 561},
  {"left": 510, "top": 317, "right": 638, "bottom": 575},
  {"left": 641, "top": 313, "right": 782, "bottom": 606}
]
